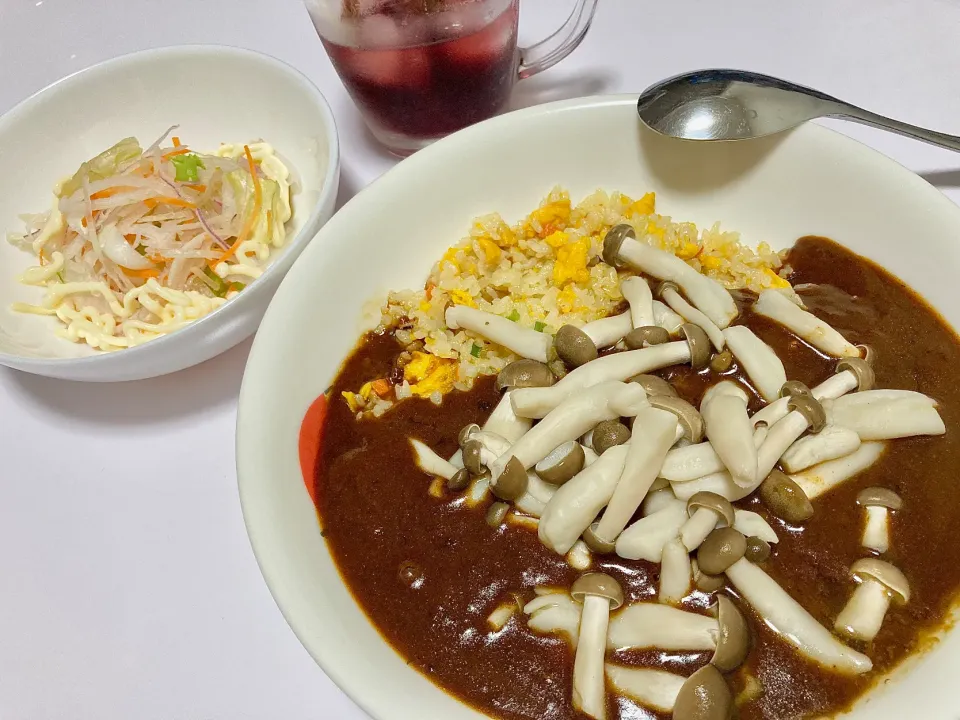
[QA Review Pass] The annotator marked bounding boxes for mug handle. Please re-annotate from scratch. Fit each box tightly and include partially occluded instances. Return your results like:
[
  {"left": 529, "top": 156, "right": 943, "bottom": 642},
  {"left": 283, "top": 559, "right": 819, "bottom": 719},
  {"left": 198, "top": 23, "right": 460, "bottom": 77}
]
[{"left": 517, "top": 0, "right": 600, "bottom": 80}]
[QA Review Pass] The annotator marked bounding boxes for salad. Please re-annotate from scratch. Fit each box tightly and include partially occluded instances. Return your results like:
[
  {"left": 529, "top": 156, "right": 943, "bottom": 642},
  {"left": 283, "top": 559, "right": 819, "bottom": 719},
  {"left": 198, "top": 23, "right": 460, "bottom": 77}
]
[{"left": 8, "top": 128, "right": 293, "bottom": 350}]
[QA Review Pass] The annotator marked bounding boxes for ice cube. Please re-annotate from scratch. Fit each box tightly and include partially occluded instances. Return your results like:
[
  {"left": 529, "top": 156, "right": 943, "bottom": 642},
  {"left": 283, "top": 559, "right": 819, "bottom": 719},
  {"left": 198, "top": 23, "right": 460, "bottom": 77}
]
[{"left": 438, "top": 9, "right": 515, "bottom": 68}]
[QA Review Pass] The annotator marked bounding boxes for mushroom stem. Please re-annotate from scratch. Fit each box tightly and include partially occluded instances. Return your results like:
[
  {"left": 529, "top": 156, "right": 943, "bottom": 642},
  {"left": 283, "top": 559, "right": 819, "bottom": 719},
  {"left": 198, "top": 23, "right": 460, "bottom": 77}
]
[
  {"left": 567, "top": 540, "right": 593, "bottom": 570},
  {"left": 825, "top": 391, "right": 945, "bottom": 440},
  {"left": 410, "top": 438, "right": 457, "bottom": 480},
  {"left": 605, "top": 665, "right": 684, "bottom": 713},
  {"left": 660, "top": 283, "right": 726, "bottom": 350},
  {"left": 582, "top": 311, "right": 632, "bottom": 350},
  {"left": 510, "top": 342, "right": 690, "bottom": 418},
  {"left": 482, "top": 391, "right": 533, "bottom": 443},
  {"left": 751, "top": 367, "right": 859, "bottom": 428},
  {"left": 834, "top": 578, "right": 891, "bottom": 642},
  {"left": 862, "top": 505, "right": 890, "bottom": 553},
  {"left": 755, "top": 409, "right": 813, "bottom": 485},
  {"left": 669, "top": 429, "right": 769, "bottom": 502},
  {"left": 733, "top": 510, "right": 779, "bottom": 544},
  {"left": 539, "top": 444, "right": 631, "bottom": 554},
  {"left": 492, "top": 381, "right": 647, "bottom": 481},
  {"left": 681, "top": 508, "right": 723, "bottom": 550},
  {"left": 615, "top": 499, "right": 688, "bottom": 561},
  {"left": 753, "top": 289, "right": 859, "bottom": 358},
  {"left": 661, "top": 426, "right": 766, "bottom": 482},
  {"left": 607, "top": 603, "right": 718, "bottom": 651},
  {"left": 525, "top": 591, "right": 582, "bottom": 647},
  {"left": 621, "top": 276, "right": 655, "bottom": 328},
  {"left": 658, "top": 537, "right": 692, "bottom": 604},
  {"left": 779, "top": 425, "right": 861, "bottom": 473},
  {"left": 445, "top": 305, "right": 551, "bottom": 362},
  {"left": 514, "top": 471, "right": 559, "bottom": 518},
  {"left": 722, "top": 326, "right": 786, "bottom": 402},
  {"left": 725, "top": 558, "right": 872, "bottom": 674},
  {"left": 573, "top": 595, "right": 611, "bottom": 720},
  {"left": 615, "top": 235, "right": 738, "bottom": 328},
  {"left": 701, "top": 382, "right": 757, "bottom": 488},
  {"left": 653, "top": 300, "right": 685, "bottom": 334},
  {"left": 790, "top": 442, "right": 887, "bottom": 500},
  {"left": 593, "top": 406, "right": 679, "bottom": 544}
]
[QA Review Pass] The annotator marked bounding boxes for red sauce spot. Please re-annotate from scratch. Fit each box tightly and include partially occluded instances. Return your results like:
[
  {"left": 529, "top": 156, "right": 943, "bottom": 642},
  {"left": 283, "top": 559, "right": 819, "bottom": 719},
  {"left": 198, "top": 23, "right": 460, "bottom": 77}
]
[{"left": 298, "top": 393, "right": 327, "bottom": 507}]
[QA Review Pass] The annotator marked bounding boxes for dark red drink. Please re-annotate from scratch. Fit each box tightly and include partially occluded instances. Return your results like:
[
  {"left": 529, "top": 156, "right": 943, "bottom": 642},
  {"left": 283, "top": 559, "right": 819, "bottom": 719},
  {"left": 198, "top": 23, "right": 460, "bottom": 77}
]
[{"left": 315, "top": 0, "right": 520, "bottom": 153}]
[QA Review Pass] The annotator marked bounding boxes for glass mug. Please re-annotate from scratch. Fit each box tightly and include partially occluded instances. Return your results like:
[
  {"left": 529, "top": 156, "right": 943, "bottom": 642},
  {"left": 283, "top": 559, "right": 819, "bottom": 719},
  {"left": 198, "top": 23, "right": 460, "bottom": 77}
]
[{"left": 304, "top": 0, "right": 600, "bottom": 155}]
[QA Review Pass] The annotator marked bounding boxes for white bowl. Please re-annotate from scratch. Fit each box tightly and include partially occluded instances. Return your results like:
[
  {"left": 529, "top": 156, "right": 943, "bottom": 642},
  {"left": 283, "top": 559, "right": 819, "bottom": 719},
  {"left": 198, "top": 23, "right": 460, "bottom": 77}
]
[
  {"left": 237, "top": 95, "right": 960, "bottom": 720},
  {"left": 0, "top": 45, "right": 339, "bottom": 381}
]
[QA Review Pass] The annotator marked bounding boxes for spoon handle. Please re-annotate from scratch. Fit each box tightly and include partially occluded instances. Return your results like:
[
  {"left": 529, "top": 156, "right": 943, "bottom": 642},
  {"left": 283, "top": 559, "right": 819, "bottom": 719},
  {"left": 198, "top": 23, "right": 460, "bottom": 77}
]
[{"left": 837, "top": 107, "right": 960, "bottom": 153}]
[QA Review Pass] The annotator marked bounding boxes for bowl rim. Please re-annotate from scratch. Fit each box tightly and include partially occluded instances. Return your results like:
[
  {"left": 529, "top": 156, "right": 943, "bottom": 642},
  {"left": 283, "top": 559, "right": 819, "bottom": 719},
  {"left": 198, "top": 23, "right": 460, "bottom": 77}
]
[
  {"left": 237, "top": 93, "right": 960, "bottom": 720},
  {"left": 0, "top": 43, "right": 340, "bottom": 370}
]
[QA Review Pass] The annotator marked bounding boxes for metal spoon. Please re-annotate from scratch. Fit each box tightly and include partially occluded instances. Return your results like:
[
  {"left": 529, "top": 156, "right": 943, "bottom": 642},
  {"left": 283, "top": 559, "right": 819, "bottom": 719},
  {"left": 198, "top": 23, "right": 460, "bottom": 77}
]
[{"left": 637, "top": 69, "right": 960, "bottom": 151}]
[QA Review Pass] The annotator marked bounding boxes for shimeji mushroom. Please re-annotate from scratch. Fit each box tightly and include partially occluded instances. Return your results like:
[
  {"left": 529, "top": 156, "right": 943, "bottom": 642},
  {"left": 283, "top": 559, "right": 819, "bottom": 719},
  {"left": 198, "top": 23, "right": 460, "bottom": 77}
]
[
  {"left": 790, "top": 441, "right": 887, "bottom": 500},
  {"left": 643, "top": 487, "right": 680, "bottom": 516},
  {"left": 710, "top": 595, "right": 751, "bottom": 672},
  {"left": 623, "top": 325, "right": 671, "bottom": 350},
  {"left": 607, "top": 602, "right": 718, "bottom": 651},
  {"left": 662, "top": 419, "right": 766, "bottom": 486},
  {"left": 674, "top": 665, "right": 734, "bottom": 720},
  {"left": 725, "top": 557, "right": 872, "bottom": 674},
  {"left": 750, "top": 384, "right": 827, "bottom": 492},
  {"left": 629, "top": 374, "right": 678, "bottom": 399},
  {"left": 509, "top": 323, "right": 711, "bottom": 418},
  {"left": 602, "top": 224, "right": 738, "bottom": 329},
  {"left": 589, "top": 405, "right": 683, "bottom": 549},
  {"left": 582, "top": 310, "right": 633, "bottom": 349},
  {"left": 591, "top": 420, "right": 632, "bottom": 455},
  {"left": 554, "top": 324, "right": 600, "bottom": 368},
  {"left": 653, "top": 300, "right": 685, "bottom": 334},
  {"left": 539, "top": 443, "right": 631, "bottom": 554},
  {"left": 753, "top": 289, "right": 860, "bottom": 358},
  {"left": 489, "top": 380, "right": 646, "bottom": 493},
  {"left": 570, "top": 573, "right": 624, "bottom": 720},
  {"left": 524, "top": 590, "right": 582, "bottom": 647},
  {"left": 697, "top": 527, "right": 748, "bottom": 576},
  {"left": 657, "top": 280, "right": 726, "bottom": 350},
  {"left": 733, "top": 509, "right": 779, "bottom": 545},
  {"left": 409, "top": 438, "right": 458, "bottom": 480},
  {"left": 514, "top": 471, "right": 560, "bottom": 518},
  {"left": 680, "top": 492, "right": 737, "bottom": 551},
  {"left": 779, "top": 424, "right": 861, "bottom": 473},
  {"left": 857, "top": 487, "right": 902, "bottom": 553},
  {"left": 605, "top": 665, "right": 686, "bottom": 714},
  {"left": 759, "top": 470, "right": 814, "bottom": 524},
  {"left": 615, "top": 497, "right": 688, "bottom": 562},
  {"left": 535, "top": 440, "right": 586, "bottom": 485},
  {"left": 824, "top": 389, "right": 945, "bottom": 440},
  {"left": 567, "top": 540, "right": 593, "bottom": 570},
  {"left": 445, "top": 305, "right": 553, "bottom": 362},
  {"left": 658, "top": 537, "right": 692, "bottom": 604},
  {"left": 722, "top": 325, "right": 787, "bottom": 402},
  {"left": 834, "top": 558, "right": 910, "bottom": 642},
  {"left": 701, "top": 381, "right": 757, "bottom": 488},
  {"left": 620, "top": 275, "right": 656, "bottom": 328}
]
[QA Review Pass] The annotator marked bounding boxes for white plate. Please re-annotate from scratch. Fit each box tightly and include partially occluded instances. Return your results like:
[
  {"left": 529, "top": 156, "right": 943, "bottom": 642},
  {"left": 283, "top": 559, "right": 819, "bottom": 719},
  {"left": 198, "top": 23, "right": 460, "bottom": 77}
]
[
  {"left": 0, "top": 45, "right": 339, "bottom": 381},
  {"left": 237, "top": 95, "right": 960, "bottom": 720}
]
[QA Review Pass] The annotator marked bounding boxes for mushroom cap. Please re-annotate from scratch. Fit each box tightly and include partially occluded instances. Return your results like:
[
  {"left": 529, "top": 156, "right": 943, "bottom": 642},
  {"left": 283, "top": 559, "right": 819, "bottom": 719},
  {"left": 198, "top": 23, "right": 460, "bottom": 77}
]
[
  {"left": 837, "top": 356, "right": 876, "bottom": 392},
  {"left": 447, "top": 467, "right": 472, "bottom": 491},
  {"left": 495, "top": 359, "right": 555, "bottom": 393},
  {"left": 779, "top": 380, "right": 812, "bottom": 399},
  {"left": 851, "top": 558, "right": 911, "bottom": 604},
  {"left": 462, "top": 439, "right": 485, "bottom": 475},
  {"left": 547, "top": 359, "right": 568, "bottom": 380},
  {"left": 491, "top": 456, "right": 528, "bottom": 501},
  {"left": 759, "top": 470, "right": 814, "bottom": 524},
  {"left": 582, "top": 522, "right": 616, "bottom": 555},
  {"left": 570, "top": 572, "right": 624, "bottom": 609},
  {"left": 486, "top": 501, "right": 510, "bottom": 528},
  {"left": 681, "top": 323, "right": 712, "bottom": 370},
  {"left": 655, "top": 280, "right": 681, "bottom": 299},
  {"left": 711, "top": 595, "right": 751, "bottom": 673},
  {"left": 458, "top": 423, "right": 481, "bottom": 448},
  {"left": 744, "top": 536, "right": 772, "bottom": 564},
  {"left": 592, "top": 419, "right": 631, "bottom": 455},
  {"left": 787, "top": 392, "right": 827, "bottom": 433},
  {"left": 856, "top": 486, "right": 903, "bottom": 511},
  {"left": 857, "top": 343, "right": 875, "bottom": 366},
  {"left": 624, "top": 325, "right": 671, "bottom": 350},
  {"left": 687, "top": 491, "right": 736, "bottom": 527},
  {"left": 697, "top": 527, "right": 747, "bottom": 575},
  {"left": 602, "top": 224, "right": 635, "bottom": 267},
  {"left": 628, "top": 373, "right": 679, "bottom": 398},
  {"left": 648, "top": 395, "right": 705, "bottom": 443},
  {"left": 534, "top": 440, "right": 586, "bottom": 485},
  {"left": 693, "top": 560, "right": 726, "bottom": 593},
  {"left": 554, "top": 324, "right": 599, "bottom": 368},
  {"left": 674, "top": 664, "right": 733, "bottom": 720},
  {"left": 710, "top": 349, "right": 735, "bottom": 373}
]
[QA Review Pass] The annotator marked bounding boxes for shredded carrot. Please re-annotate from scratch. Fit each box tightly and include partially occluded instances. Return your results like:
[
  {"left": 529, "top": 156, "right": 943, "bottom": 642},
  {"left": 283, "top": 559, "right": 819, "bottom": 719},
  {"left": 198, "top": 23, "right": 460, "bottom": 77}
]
[
  {"left": 123, "top": 267, "right": 160, "bottom": 279},
  {"left": 39, "top": 249, "right": 47, "bottom": 266},
  {"left": 210, "top": 145, "right": 262, "bottom": 266},
  {"left": 162, "top": 147, "right": 191, "bottom": 159},
  {"left": 184, "top": 183, "right": 207, "bottom": 192},
  {"left": 91, "top": 186, "right": 138, "bottom": 201},
  {"left": 144, "top": 196, "right": 197, "bottom": 210},
  {"left": 425, "top": 283, "right": 436, "bottom": 299},
  {"left": 172, "top": 136, "right": 181, "bottom": 148},
  {"left": 124, "top": 234, "right": 137, "bottom": 243},
  {"left": 370, "top": 379, "right": 392, "bottom": 397},
  {"left": 81, "top": 217, "right": 87, "bottom": 228}
]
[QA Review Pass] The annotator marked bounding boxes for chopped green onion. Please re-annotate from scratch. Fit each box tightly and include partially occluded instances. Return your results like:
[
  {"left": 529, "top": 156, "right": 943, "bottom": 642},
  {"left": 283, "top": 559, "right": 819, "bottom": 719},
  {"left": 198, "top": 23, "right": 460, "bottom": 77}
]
[
  {"left": 56, "top": 271, "right": 65, "bottom": 283},
  {"left": 201, "top": 266, "right": 230, "bottom": 298},
  {"left": 470, "top": 343, "right": 482, "bottom": 358},
  {"left": 506, "top": 309, "right": 520, "bottom": 322},
  {"left": 134, "top": 244, "right": 147, "bottom": 256},
  {"left": 171, "top": 153, "right": 205, "bottom": 182},
  {"left": 228, "top": 282, "right": 246, "bottom": 293},
  {"left": 534, "top": 321, "right": 546, "bottom": 332}
]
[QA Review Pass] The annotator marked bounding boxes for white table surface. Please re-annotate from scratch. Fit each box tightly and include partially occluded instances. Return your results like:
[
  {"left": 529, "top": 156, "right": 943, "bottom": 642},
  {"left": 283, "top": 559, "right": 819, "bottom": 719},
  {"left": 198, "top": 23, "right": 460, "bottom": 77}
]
[{"left": 3, "top": 1, "right": 960, "bottom": 718}]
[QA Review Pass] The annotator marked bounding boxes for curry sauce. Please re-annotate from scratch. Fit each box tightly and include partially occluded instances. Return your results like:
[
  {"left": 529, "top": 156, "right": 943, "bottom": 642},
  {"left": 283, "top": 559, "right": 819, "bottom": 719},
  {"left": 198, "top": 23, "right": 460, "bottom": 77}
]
[{"left": 314, "top": 237, "right": 960, "bottom": 720}]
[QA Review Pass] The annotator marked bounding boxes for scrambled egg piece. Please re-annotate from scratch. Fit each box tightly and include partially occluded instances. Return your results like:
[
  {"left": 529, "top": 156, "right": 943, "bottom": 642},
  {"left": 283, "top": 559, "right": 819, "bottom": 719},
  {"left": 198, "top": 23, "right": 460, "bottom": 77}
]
[
  {"left": 449, "top": 289, "right": 477, "bottom": 308},
  {"left": 531, "top": 199, "right": 571, "bottom": 236},
  {"left": 404, "top": 352, "right": 457, "bottom": 397},
  {"left": 557, "top": 285, "right": 578, "bottom": 313},
  {"left": 764, "top": 268, "right": 791, "bottom": 288},
  {"left": 629, "top": 192, "right": 656, "bottom": 216},
  {"left": 553, "top": 237, "right": 590, "bottom": 287},
  {"left": 476, "top": 236, "right": 501, "bottom": 263}
]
